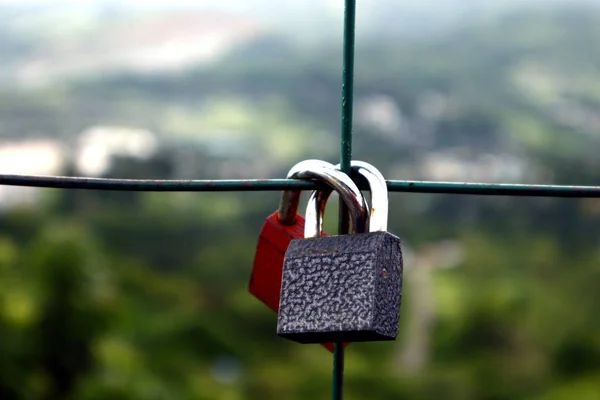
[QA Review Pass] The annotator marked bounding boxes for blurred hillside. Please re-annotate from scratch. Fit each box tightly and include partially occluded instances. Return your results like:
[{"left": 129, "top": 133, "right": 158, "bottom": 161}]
[
  {"left": 1, "top": 3, "right": 600, "bottom": 181},
  {"left": 3, "top": 0, "right": 600, "bottom": 83},
  {"left": 1, "top": 2, "right": 600, "bottom": 400}
]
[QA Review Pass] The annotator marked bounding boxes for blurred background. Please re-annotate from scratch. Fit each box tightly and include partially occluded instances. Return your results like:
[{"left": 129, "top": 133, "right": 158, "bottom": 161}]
[{"left": 0, "top": 0, "right": 600, "bottom": 399}]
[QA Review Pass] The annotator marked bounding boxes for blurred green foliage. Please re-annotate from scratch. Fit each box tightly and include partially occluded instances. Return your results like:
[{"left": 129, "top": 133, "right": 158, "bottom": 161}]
[{"left": 2, "top": 168, "right": 600, "bottom": 400}]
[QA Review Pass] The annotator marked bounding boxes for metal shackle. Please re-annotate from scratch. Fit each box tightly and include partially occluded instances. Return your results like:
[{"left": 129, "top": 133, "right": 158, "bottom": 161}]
[
  {"left": 277, "top": 159, "right": 369, "bottom": 234},
  {"left": 277, "top": 159, "right": 336, "bottom": 225},
  {"left": 304, "top": 161, "right": 389, "bottom": 238}
]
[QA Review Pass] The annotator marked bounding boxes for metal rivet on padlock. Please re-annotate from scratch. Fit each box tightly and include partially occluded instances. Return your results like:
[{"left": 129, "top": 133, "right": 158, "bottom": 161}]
[
  {"left": 249, "top": 160, "right": 368, "bottom": 315},
  {"left": 277, "top": 162, "right": 403, "bottom": 344}
]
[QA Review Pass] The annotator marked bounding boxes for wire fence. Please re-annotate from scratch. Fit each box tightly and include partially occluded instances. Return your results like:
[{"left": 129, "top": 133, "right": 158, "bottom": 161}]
[
  {"left": 1, "top": 174, "right": 600, "bottom": 197},
  {"left": 1, "top": 0, "right": 599, "bottom": 399}
]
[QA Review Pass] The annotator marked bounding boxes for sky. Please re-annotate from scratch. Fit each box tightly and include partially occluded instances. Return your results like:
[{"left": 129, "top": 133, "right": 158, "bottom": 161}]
[
  {"left": 0, "top": 0, "right": 593, "bottom": 15},
  {"left": 0, "top": 0, "right": 332, "bottom": 7},
  {"left": 0, "top": 0, "right": 346, "bottom": 18}
]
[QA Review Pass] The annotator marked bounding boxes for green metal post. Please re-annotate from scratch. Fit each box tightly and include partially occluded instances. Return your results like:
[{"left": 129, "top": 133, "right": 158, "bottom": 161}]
[{"left": 334, "top": 0, "right": 357, "bottom": 399}]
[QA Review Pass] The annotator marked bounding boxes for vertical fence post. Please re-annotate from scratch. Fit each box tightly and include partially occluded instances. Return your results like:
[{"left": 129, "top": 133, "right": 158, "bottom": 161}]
[{"left": 333, "top": 0, "right": 357, "bottom": 399}]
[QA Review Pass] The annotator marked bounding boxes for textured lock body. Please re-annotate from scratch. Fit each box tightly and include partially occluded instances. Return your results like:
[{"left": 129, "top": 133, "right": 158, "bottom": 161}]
[
  {"left": 277, "top": 231, "right": 403, "bottom": 343},
  {"left": 250, "top": 211, "right": 330, "bottom": 312}
]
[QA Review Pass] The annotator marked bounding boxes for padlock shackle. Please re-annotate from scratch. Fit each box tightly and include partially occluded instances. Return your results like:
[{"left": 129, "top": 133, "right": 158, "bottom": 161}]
[
  {"left": 344, "top": 161, "right": 388, "bottom": 232},
  {"left": 278, "top": 159, "right": 369, "bottom": 234},
  {"left": 305, "top": 161, "right": 389, "bottom": 238},
  {"left": 277, "top": 160, "right": 336, "bottom": 225}
]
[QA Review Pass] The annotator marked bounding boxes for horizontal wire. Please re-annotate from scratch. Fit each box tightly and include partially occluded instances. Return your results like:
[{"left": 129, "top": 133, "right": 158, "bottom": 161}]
[{"left": 1, "top": 174, "right": 599, "bottom": 197}]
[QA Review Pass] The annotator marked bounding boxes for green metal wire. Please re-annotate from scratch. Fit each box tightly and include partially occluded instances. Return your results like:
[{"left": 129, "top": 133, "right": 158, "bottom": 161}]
[
  {"left": 334, "top": 0, "right": 357, "bottom": 399},
  {"left": 2, "top": 174, "right": 600, "bottom": 198},
  {"left": 339, "top": 0, "right": 356, "bottom": 176}
]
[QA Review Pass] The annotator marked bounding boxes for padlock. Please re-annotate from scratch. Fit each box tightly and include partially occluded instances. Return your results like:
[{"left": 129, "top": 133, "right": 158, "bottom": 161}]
[
  {"left": 301, "top": 160, "right": 390, "bottom": 350},
  {"left": 249, "top": 160, "right": 369, "bottom": 314},
  {"left": 250, "top": 161, "right": 383, "bottom": 351},
  {"left": 250, "top": 160, "right": 384, "bottom": 312},
  {"left": 277, "top": 163, "right": 403, "bottom": 343}
]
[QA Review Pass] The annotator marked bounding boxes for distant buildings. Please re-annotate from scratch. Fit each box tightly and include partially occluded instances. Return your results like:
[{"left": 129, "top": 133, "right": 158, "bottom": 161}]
[
  {"left": 356, "top": 92, "right": 532, "bottom": 183},
  {"left": 355, "top": 95, "right": 405, "bottom": 136},
  {"left": 420, "top": 150, "right": 528, "bottom": 182},
  {"left": 0, "top": 126, "right": 159, "bottom": 210},
  {"left": 0, "top": 139, "right": 65, "bottom": 210},
  {"left": 0, "top": 123, "right": 284, "bottom": 210},
  {"left": 76, "top": 126, "right": 159, "bottom": 177}
]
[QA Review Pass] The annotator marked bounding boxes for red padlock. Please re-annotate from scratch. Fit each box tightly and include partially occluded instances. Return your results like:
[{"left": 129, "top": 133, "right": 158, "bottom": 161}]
[
  {"left": 249, "top": 212, "right": 320, "bottom": 312},
  {"left": 249, "top": 161, "right": 333, "bottom": 313},
  {"left": 249, "top": 159, "right": 369, "bottom": 352}
]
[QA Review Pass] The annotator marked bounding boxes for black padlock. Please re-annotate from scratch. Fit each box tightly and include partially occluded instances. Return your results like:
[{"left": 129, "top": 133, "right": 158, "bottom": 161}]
[{"left": 277, "top": 162, "right": 403, "bottom": 343}]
